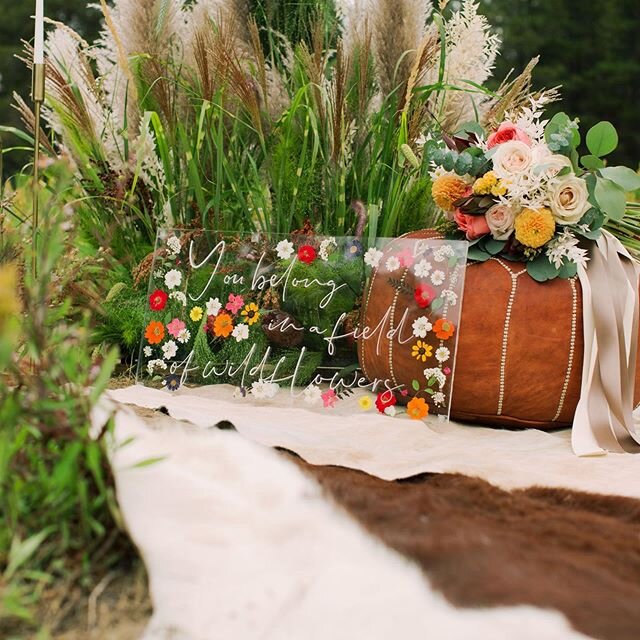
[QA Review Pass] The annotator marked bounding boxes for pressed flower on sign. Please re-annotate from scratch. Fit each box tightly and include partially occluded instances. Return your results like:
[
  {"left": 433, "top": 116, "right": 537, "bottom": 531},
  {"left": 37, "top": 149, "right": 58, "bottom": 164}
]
[{"left": 144, "top": 321, "right": 165, "bottom": 345}]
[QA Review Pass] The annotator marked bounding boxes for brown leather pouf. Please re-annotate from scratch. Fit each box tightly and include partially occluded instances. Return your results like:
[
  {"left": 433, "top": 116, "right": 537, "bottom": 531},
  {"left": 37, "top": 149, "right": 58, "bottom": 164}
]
[{"left": 359, "top": 230, "right": 640, "bottom": 429}]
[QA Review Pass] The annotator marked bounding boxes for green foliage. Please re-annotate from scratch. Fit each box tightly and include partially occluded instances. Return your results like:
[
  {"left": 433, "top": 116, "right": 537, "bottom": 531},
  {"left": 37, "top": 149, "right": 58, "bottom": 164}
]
[{"left": 0, "top": 165, "right": 134, "bottom": 632}]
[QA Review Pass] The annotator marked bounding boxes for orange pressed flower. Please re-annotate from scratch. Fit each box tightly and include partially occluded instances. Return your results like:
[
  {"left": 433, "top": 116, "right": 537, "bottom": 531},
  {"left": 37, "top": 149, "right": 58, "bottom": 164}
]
[
  {"left": 145, "top": 320, "right": 165, "bottom": 345},
  {"left": 433, "top": 318, "right": 455, "bottom": 340},
  {"left": 407, "top": 397, "right": 429, "bottom": 420},
  {"left": 213, "top": 312, "right": 234, "bottom": 338}
]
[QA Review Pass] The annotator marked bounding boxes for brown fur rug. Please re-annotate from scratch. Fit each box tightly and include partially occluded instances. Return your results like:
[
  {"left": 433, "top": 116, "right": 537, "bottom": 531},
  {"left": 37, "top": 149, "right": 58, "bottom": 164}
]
[{"left": 290, "top": 458, "right": 640, "bottom": 640}]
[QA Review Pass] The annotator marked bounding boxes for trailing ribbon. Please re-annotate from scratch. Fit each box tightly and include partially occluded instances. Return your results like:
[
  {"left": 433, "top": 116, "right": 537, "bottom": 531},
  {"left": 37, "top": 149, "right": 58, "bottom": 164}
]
[{"left": 573, "top": 230, "right": 640, "bottom": 455}]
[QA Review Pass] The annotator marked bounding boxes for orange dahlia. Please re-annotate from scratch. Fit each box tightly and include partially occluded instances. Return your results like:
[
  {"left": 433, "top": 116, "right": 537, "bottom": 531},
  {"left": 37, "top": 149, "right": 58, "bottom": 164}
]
[
  {"left": 514, "top": 208, "right": 556, "bottom": 248},
  {"left": 432, "top": 175, "right": 469, "bottom": 212}
]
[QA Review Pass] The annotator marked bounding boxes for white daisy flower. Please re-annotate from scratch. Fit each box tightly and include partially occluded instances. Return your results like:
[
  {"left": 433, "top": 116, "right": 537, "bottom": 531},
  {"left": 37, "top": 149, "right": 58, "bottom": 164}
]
[
  {"left": 435, "top": 347, "right": 450, "bottom": 363},
  {"left": 412, "top": 316, "right": 433, "bottom": 338},
  {"left": 169, "top": 291, "right": 187, "bottom": 306},
  {"left": 251, "top": 380, "right": 280, "bottom": 399},
  {"left": 319, "top": 237, "right": 337, "bottom": 261},
  {"left": 423, "top": 367, "right": 446, "bottom": 389},
  {"left": 206, "top": 297, "right": 222, "bottom": 316},
  {"left": 143, "top": 346, "right": 152, "bottom": 357},
  {"left": 232, "top": 323, "right": 249, "bottom": 342},
  {"left": 147, "top": 359, "right": 167, "bottom": 376},
  {"left": 164, "top": 269, "right": 182, "bottom": 290},
  {"left": 385, "top": 256, "right": 401, "bottom": 272},
  {"left": 432, "top": 392, "right": 446, "bottom": 406},
  {"left": 276, "top": 239, "right": 295, "bottom": 260},
  {"left": 430, "top": 270, "right": 445, "bottom": 286},
  {"left": 303, "top": 385, "right": 323, "bottom": 406},
  {"left": 167, "top": 235, "right": 181, "bottom": 256},
  {"left": 441, "top": 289, "right": 458, "bottom": 305},
  {"left": 364, "top": 248, "right": 384, "bottom": 268},
  {"left": 162, "top": 340, "right": 178, "bottom": 360},
  {"left": 414, "top": 259, "right": 432, "bottom": 278},
  {"left": 177, "top": 329, "right": 191, "bottom": 344}
]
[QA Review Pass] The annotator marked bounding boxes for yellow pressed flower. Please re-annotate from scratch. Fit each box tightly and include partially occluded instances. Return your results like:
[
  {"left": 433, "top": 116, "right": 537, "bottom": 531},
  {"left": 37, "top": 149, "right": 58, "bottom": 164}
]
[
  {"left": 358, "top": 395, "right": 373, "bottom": 411},
  {"left": 241, "top": 302, "right": 260, "bottom": 326},
  {"left": 514, "top": 208, "right": 556, "bottom": 249},
  {"left": 472, "top": 171, "right": 498, "bottom": 195},
  {"left": 491, "top": 180, "right": 509, "bottom": 197},
  {"left": 431, "top": 175, "right": 468, "bottom": 211},
  {"left": 190, "top": 306, "right": 204, "bottom": 322},
  {"left": 411, "top": 340, "right": 433, "bottom": 363}
]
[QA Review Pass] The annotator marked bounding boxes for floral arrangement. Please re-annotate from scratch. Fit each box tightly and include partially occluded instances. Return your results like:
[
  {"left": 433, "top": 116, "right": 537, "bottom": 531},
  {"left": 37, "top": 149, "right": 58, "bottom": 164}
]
[{"left": 428, "top": 102, "right": 640, "bottom": 280}]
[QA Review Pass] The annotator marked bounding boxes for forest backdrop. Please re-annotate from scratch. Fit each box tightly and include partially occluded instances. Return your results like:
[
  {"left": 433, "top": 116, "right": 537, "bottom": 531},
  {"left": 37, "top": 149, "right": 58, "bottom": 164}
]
[{"left": 1, "top": 0, "right": 639, "bottom": 176}]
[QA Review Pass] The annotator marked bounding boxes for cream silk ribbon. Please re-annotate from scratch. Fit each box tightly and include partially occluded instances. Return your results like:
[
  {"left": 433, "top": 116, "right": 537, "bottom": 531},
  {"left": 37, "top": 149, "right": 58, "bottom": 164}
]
[{"left": 573, "top": 230, "right": 640, "bottom": 455}]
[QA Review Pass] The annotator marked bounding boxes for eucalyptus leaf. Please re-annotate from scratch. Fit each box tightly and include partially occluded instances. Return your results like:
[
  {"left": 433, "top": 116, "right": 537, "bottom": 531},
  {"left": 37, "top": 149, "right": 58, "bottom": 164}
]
[
  {"left": 580, "top": 155, "right": 605, "bottom": 171},
  {"left": 431, "top": 297, "right": 444, "bottom": 312},
  {"left": 558, "top": 260, "right": 578, "bottom": 279},
  {"left": 526, "top": 255, "right": 560, "bottom": 282},
  {"left": 594, "top": 177, "right": 626, "bottom": 220},
  {"left": 455, "top": 152, "right": 473, "bottom": 175},
  {"left": 484, "top": 238, "right": 507, "bottom": 255},
  {"left": 467, "top": 245, "right": 492, "bottom": 262},
  {"left": 586, "top": 121, "right": 618, "bottom": 157},
  {"left": 598, "top": 166, "right": 640, "bottom": 192}
]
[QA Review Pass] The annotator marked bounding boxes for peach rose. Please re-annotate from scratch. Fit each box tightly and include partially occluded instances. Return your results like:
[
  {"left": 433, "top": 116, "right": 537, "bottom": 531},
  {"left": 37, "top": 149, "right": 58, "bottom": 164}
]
[
  {"left": 454, "top": 210, "right": 490, "bottom": 241},
  {"left": 486, "top": 204, "right": 517, "bottom": 241},
  {"left": 492, "top": 140, "right": 533, "bottom": 178},
  {"left": 487, "top": 122, "right": 532, "bottom": 149}
]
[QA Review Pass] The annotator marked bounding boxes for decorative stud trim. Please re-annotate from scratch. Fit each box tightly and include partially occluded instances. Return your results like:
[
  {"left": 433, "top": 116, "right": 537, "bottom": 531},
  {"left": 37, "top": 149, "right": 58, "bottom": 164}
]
[
  {"left": 493, "top": 259, "right": 527, "bottom": 416},
  {"left": 552, "top": 277, "right": 578, "bottom": 422}
]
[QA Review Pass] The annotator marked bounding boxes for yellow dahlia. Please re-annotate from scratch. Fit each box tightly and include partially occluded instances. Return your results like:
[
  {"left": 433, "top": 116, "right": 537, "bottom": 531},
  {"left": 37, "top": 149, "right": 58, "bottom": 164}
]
[
  {"left": 472, "top": 171, "right": 498, "bottom": 195},
  {"left": 514, "top": 208, "right": 556, "bottom": 249},
  {"left": 432, "top": 175, "right": 468, "bottom": 211}
]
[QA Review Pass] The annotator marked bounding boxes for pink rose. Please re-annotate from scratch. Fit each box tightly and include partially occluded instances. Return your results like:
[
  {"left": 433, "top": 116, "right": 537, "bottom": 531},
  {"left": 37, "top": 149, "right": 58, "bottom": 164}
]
[
  {"left": 454, "top": 210, "right": 490, "bottom": 241},
  {"left": 487, "top": 123, "right": 531, "bottom": 149}
]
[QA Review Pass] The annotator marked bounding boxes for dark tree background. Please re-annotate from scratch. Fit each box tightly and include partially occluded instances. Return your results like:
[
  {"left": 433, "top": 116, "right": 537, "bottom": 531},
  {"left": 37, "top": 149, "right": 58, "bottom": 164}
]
[{"left": 0, "top": 0, "right": 639, "bottom": 177}]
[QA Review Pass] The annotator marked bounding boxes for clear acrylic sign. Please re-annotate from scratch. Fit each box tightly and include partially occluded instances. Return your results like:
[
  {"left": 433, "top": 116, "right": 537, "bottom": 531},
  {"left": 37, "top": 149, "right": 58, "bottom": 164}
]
[{"left": 137, "top": 230, "right": 467, "bottom": 421}]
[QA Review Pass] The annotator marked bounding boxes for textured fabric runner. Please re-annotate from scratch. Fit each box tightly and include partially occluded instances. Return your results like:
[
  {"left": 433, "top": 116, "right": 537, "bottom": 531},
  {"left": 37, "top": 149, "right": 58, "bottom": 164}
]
[
  {"left": 574, "top": 231, "right": 640, "bottom": 455},
  {"left": 106, "top": 384, "right": 640, "bottom": 498}
]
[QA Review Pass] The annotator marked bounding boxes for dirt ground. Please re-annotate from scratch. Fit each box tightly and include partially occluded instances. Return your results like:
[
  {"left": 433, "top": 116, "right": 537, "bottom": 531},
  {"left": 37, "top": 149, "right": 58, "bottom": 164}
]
[{"left": 50, "top": 563, "right": 151, "bottom": 640}]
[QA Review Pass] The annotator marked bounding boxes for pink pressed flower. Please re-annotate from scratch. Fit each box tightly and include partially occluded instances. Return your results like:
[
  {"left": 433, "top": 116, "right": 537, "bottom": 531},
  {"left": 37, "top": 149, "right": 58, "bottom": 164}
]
[
  {"left": 397, "top": 248, "right": 415, "bottom": 268},
  {"left": 444, "top": 367, "right": 452, "bottom": 375},
  {"left": 226, "top": 293, "right": 245, "bottom": 315},
  {"left": 167, "top": 318, "right": 186, "bottom": 338},
  {"left": 321, "top": 389, "right": 338, "bottom": 408}
]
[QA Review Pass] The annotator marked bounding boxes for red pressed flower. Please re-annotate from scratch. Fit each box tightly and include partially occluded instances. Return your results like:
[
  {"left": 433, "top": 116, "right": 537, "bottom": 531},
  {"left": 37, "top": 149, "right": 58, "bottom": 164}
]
[
  {"left": 375, "top": 390, "right": 397, "bottom": 414},
  {"left": 149, "top": 289, "right": 168, "bottom": 311},
  {"left": 298, "top": 244, "right": 317, "bottom": 264},
  {"left": 415, "top": 283, "right": 437, "bottom": 308}
]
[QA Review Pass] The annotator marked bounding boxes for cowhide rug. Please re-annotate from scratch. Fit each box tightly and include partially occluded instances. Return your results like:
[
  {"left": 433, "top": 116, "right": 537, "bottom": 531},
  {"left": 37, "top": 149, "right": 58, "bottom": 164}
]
[{"left": 98, "top": 401, "right": 640, "bottom": 640}]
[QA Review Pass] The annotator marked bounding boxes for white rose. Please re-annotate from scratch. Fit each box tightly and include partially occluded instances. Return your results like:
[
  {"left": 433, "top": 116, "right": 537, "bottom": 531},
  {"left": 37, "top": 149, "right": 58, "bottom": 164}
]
[
  {"left": 486, "top": 204, "right": 517, "bottom": 241},
  {"left": 492, "top": 140, "right": 533, "bottom": 178},
  {"left": 549, "top": 175, "right": 590, "bottom": 225},
  {"left": 535, "top": 153, "right": 572, "bottom": 178}
]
